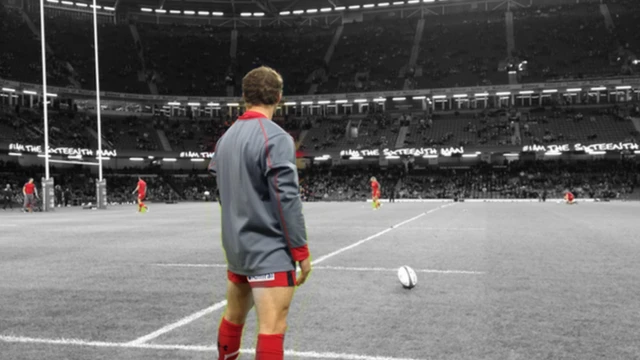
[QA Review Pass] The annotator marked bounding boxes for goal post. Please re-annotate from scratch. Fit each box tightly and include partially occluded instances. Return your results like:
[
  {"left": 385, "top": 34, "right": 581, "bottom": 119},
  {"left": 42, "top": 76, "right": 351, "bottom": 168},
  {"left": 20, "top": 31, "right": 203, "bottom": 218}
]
[{"left": 38, "top": 0, "right": 107, "bottom": 211}]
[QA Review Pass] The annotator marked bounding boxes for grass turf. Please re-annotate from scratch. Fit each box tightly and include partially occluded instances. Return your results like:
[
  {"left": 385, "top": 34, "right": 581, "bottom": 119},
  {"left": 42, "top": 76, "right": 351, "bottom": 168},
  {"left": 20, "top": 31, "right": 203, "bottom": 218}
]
[{"left": 0, "top": 201, "right": 639, "bottom": 359}]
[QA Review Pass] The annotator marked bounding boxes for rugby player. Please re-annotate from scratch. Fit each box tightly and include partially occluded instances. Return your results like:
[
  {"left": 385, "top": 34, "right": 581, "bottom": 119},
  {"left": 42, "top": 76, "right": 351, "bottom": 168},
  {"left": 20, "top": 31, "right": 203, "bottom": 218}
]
[{"left": 209, "top": 66, "right": 312, "bottom": 360}]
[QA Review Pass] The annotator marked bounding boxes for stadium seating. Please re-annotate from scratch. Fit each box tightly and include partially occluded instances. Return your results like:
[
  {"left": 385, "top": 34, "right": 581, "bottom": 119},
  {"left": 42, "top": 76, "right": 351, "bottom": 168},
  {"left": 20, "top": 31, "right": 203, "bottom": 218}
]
[
  {"left": 299, "top": 160, "right": 638, "bottom": 201},
  {"left": 301, "top": 112, "right": 400, "bottom": 152},
  {"left": 318, "top": 18, "right": 415, "bottom": 94},
  {"left": 608, "top": 0, "right": 640, "bottom": 74},
  {"left": 235, "top": 25, "right": 334, "bottom": 96},
  {"left": 3, "top": 1, "right": 640, "bottom": 93},
  {"left": 522, "top": 108, "right": 638, "bottom": 145},
  {"left": 137, "top": 23, "right": 231, "bottom": 96},
  {"left": 417, "top": 11, "right": 507, "bottom": 88},
  {"left": 0, "top": 6, "right": 68, "bottom": 87},
  {"left": 1, "top": 157, "right": 637, "bottom": 205},
  {"left": 512, "top": 3, "right": 620, "bottom": 82}
]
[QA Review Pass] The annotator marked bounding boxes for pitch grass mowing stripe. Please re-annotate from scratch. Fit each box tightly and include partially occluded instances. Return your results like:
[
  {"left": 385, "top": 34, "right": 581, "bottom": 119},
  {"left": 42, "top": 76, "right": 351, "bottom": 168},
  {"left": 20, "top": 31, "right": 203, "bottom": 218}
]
[
  {"left": 0, "top": 335, "right": 426, "bottom": 360},
  {"left": 153, "top": 264, "right": 485, "bottom": 275},
  {"left": 128, "top": 203, "right": 454, "bottom": 345}
]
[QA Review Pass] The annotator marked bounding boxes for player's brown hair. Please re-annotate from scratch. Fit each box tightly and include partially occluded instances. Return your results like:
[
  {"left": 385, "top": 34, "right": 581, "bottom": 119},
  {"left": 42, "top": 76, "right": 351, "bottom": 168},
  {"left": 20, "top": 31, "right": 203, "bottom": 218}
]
[{"left": 242, "top": 66, "right": 283, "bottom": 107}]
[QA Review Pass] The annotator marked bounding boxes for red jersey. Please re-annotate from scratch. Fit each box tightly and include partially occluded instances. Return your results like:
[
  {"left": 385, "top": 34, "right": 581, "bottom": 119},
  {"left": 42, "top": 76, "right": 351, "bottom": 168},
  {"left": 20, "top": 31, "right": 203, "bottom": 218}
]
[
  {"left": 371, "top": 181, "right": 380, "bottom": 193},
  {"left": 137, "top": 180, "right": 147, "bottom": 195},
  {"left": 565, "top": 192, "right": 574, "bottom": 201},
  {"left": 24, "top": 183, "right": 35, "bottom": 195}
]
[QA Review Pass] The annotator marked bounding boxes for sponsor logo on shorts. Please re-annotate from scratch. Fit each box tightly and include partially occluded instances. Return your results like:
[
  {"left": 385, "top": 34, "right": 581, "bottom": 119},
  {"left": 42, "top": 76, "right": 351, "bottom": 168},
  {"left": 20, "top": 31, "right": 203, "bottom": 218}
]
[{"left": 247, "top": 273, "right": 275, "bottom": 282}]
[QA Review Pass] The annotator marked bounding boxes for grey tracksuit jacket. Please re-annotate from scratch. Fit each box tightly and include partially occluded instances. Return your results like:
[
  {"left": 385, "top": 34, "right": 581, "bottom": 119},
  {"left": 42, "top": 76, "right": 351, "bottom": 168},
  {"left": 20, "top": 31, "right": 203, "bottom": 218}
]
[{"left": 208, "top": 111, "right": 310, "bottom": 276}]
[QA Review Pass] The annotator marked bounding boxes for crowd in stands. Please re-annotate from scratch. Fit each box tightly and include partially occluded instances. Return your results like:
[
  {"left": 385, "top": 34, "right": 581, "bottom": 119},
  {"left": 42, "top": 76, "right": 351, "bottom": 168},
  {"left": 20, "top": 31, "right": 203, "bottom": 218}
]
[
  {"left": 522, "top": 105, "right": 639, "bottom": 145},
  {"left": 0, "top": 5, "right": 69, "bottom": 87},
  {"left": 319, "top": 18, "right": 414, "bottom": 94},
  {"left": 3, "top": 1, "right": 640, "bottom": 96},
  {"left": 235, "top": 26, "right": 333, "bottom": 96},
  {"left": 299, "top": 160, "right": 639, "bottom": 201},
  {"left": 1, "top": 103, "right": 314, "bottom": 153},
  {"left": 609, "top": 0, "right": 640, "bottom": 72},
  {"left": 138, "top": 23, "right": 231, "bottom": 96},
  {"left": 0, "top": 105, "right": 97, "bottom": 148},
  {"left": 2, "top": 156, "right": 637, "bottom": 209},
  {"left": 0, "top": 163, "right": 184, "bottom": 208},
  {"left": 417, "top": 12, "right": 507, "bottom": 89},
  {"left": 512, "top": 3, "right": 621, "bottom": 83},
  {"left": 299, "top": 104, "right": 639, "bottom": 152}
]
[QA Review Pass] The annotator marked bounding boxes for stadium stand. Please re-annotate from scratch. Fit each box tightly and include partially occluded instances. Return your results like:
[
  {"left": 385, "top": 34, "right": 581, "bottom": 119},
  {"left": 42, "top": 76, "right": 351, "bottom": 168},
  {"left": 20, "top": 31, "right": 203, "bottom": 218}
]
[
  {"left": 137, "top": 23, "right": 231, "bottom": 96},
  {"left": 299, "top": 160, "right": 639, "bottom": 201},
  {"left": 318, "top": 18, "right": 415, "bottom": 94},
  {"left": 417, "top": 11, "right": 507, "bottom": 88},
  {"left": 235, "top": 25, "right": 334, "bottom": 96},
  {"left": 521, "top": 106, "right": 638, "bottom": 145},
  {"left": 512, "top": 3, "right": 620, "bottom": 82},
  {"left": 4, "top": 1, "right": 640, "bottom": 94},
  {"left": 0, "top": 6, "right": 69, "bottom": 87}
]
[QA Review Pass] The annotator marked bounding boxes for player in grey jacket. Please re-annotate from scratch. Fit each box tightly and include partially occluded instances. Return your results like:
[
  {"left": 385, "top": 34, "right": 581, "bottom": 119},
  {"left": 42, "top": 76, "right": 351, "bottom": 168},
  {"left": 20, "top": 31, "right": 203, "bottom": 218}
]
[{"left": 209, "top": 66, "right": 311, "bottom": 360}]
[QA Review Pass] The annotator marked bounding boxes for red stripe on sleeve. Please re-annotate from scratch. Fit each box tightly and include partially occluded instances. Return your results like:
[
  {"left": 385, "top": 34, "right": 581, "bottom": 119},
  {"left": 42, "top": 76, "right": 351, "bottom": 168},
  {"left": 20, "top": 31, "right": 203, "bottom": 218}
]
[{"left": 290, "top": 244, "right": 310, "bottom": 262}]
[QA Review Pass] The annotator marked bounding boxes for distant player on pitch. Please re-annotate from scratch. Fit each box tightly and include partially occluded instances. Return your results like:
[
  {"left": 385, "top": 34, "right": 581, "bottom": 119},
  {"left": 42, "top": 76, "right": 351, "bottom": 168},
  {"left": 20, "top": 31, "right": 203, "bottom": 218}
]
[
  {"left": 3, "top": 184, "right": 13, "bottom": 211},
  {"left": 371, "top": 176, "right": 381, "bottom": 210},
  {"left": 22, "top": 178, "right": 38, "bottom": 213},
  {"left": 209, "top": 66, "right": 311, "bottom": 360},
  {"left": 132, "top": 176, "right": 148, "bottom": 213},
  {"left": 564, "top": 190, "right": 576, "bottom": 205}
]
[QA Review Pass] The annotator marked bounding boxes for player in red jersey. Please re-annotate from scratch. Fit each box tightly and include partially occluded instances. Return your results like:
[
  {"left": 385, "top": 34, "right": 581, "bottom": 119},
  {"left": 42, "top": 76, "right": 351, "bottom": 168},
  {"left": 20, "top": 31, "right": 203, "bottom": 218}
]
[
  {"left": 564, "top": 190, "right": 576, "bottom": 204},
  {"left": 370, "top": 176, "right": 381, "bottom": 210},
  {"left": 132, "top": 176, "right": 148, "bottom": 213},
  {"left": 22, "top": 178, "right": 38, "bottom": 213}
]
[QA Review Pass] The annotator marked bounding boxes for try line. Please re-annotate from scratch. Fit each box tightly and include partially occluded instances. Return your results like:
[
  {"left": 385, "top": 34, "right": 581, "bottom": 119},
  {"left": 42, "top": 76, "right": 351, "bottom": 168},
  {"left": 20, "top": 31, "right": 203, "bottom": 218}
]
[
  {"left": 127, "top": 203, "right": 454, "bottom": 345},
  {"left": 0, "top": 335, "right": 425, "bottom": 360},
  {"left": 152, "top": 264, "right": 485, "bottom": 275}
]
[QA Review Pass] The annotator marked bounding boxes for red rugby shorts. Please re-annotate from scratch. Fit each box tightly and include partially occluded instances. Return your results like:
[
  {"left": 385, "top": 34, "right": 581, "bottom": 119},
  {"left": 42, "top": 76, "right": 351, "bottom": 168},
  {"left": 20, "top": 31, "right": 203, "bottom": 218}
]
[{"left": 227, "top": 270, "right": 296, "bottom": 288}]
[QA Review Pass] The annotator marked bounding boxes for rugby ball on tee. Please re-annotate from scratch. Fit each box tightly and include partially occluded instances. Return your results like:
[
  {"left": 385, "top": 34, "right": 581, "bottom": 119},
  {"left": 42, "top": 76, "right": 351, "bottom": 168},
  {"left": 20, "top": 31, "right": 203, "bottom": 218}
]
[{"left": 397, "top": 266, "right": 417, "bottom": 289}]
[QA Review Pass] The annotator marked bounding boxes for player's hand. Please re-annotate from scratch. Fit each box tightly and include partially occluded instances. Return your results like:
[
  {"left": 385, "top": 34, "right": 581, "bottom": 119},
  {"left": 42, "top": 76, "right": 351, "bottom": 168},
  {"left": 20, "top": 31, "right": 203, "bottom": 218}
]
[{"left": 296, "top": 257, "right": 312, "bottom": 286}]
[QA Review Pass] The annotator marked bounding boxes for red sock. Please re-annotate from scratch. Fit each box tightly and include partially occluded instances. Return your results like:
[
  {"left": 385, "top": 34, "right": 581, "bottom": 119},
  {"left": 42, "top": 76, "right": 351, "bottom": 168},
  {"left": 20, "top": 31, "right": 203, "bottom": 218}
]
[
  {"left": 256, "top": 334, "right": 284, "bottom": 360},
  {"left": 217, "top": 318, "right": 244, "bottom": 360}
]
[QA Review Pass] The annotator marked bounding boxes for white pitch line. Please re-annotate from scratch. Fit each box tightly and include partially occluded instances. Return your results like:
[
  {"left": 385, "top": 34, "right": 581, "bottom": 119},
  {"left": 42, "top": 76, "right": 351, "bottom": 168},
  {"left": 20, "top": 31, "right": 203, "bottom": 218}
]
[
  {"left": 126, "top": 301, "right": 227, "bottom": 345},
  {"left": 314, "top": 266, "right": 485, "bottom": 275},
  {"left": 311, "top": 204, "right": 453, "bottom": 265},
  {"left": 153, "top": 264, "right": 484, "bottom": 275},
  {"left": 0, "top": 335, "right": 425, "bottom": 360},
  {"left": 129, "top": 204, "right": 453, "bottom": 345},
  {"left": 154, "top": 263, "right": 228, "bottom": 268},
  {"left": 410, "top": 227, "right": 485, "bottom": 231}
]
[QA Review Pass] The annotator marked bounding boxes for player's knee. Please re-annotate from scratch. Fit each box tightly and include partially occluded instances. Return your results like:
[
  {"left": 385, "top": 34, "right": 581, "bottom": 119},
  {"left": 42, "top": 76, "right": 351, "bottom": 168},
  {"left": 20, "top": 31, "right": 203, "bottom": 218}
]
[
  {"left": 224, "top": 311, "right": 247, "bottom": 325},
  {"left": 259, "top": 318, "right": 288, "bottom": 334},
  {"left": 223, "top": 307, "right": 249, "bottom": 324}
]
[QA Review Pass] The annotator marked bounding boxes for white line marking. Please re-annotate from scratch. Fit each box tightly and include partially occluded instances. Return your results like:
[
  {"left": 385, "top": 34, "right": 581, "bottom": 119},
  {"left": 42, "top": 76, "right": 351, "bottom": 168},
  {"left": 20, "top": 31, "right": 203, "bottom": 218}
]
[
  {"left": 154, "top": 263, "right": 227, "bottom": 268},
  {"left": 410, "top": 227, "right": 485, "bottom": 231},
  {"left": 126, "top": 301, "right": 227, "bottom": 345},
  {"left": 312, "top": 204, "right": 453, "bottom": 265},
  {"left": 0, "top": 335, "right": 425, "bottom": 360},
  {"left": 314, "top": 266, "right": 485, "bottom": 275},
  {"left": 152, "top": 264, "right": 484, "bottom": 275},
  {"left": 129, "top": 204, "right": 453, "bottom": 345},
  {"left": 0, "top": 224, "right": 18, "bottom": 227}
]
